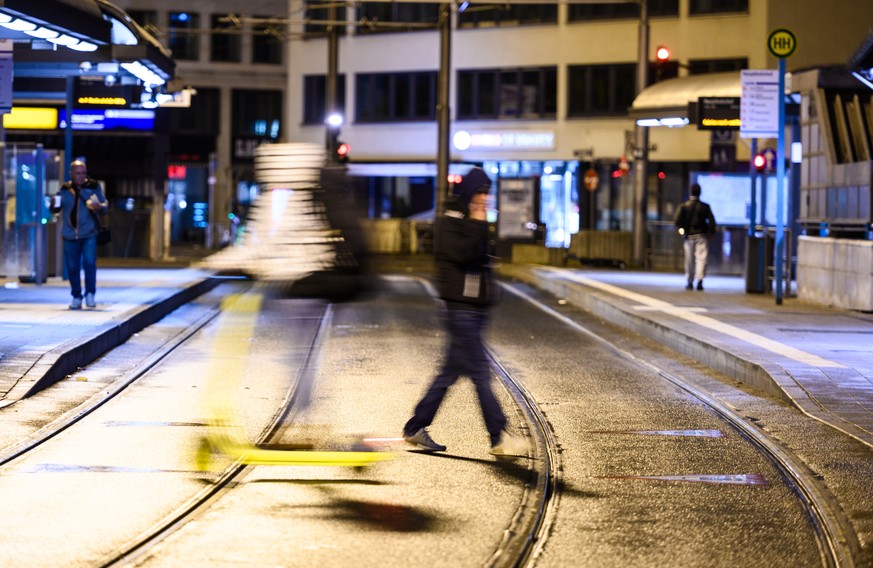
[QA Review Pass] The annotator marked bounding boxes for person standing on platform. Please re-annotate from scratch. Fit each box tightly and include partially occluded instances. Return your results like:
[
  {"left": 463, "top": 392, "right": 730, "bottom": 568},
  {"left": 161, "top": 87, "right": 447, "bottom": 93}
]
[
  {"left": 51, "top": 159, "right": 108, "bottom": 309},
  {"left": 403, "top": 167, "right": 525, "bottom": 457},
  {"left": 674, "top": 182, "right": 717, "bottom": 291}
]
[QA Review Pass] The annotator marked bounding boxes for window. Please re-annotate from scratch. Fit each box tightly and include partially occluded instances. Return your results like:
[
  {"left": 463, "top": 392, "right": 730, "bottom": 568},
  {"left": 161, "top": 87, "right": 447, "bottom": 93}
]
[
  {"left": 252, "top": 15, "right": 283, "bottom": 64},
  {"left": 457, "top": 4, "right": 557, "bottom": 28},
  {"left": 126, "top": 10, "right": 158, "bottom": 35},
  {"left": 303, "top": 75, "right": 347, "bottom": 125},
  {"left": 356, "top": 2, "right": 439, "bottom": 34},
  {"left": 567, "top": 64, "right": 636, "bottom": 117},
  {"left": 355, "top": 72, "right": 437, "bottom": 122},
  {"left": 689, "top": 0, "right": 748, "bottom": 15},
  {"left": 211, "top": 14, "right": 241, "bottom": 63},
  {"left": 168, "top": 11, "right": 200, "bottom": 61},
  {"left": 568, "top": 0, "right": 678, "bottom": 22},
  {"left": 233, "top": 90, "right": 282, "bottom": 139},
  {"left": 688, "top": 58, "right": 748, "bottom": 75},
  {"left": 457, "top": 67, "right": 557, "bottom": 120},
  {"left": 168, "top": 87, "right": 220, "bottom": 135},
  {"left": 304, "top": 1, "right": 347, "bottom": 36}
]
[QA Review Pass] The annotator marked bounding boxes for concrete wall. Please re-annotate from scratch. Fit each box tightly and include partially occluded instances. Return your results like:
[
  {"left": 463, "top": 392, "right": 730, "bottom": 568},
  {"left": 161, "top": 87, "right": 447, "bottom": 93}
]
[{"left": 798, "top": 236, "right": 873, "bottom": 311}]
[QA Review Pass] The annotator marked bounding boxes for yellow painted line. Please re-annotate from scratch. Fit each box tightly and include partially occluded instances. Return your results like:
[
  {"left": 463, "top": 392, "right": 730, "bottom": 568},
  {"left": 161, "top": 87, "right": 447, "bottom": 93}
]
[
  {"left": 199, "top": 292, "right": 392, "bottom": 469},
  {"left": 545, "top": 269, "right": 845, "bottom": 369}
]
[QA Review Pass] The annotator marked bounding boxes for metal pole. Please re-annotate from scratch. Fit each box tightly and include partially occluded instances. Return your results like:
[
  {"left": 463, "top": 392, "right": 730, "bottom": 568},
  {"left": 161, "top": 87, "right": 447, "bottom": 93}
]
[
  {"left": 325, "top": 2, "right": 339, "bottom": 155},
  {"left": 65, "top": 76, "right": 74, "bottom": 179},
  {"left": 435, "top": 3, "right": 451, "bottom": 215},
  {"left": 775, "top": 58, "right": 786, "bottom": 305},
  {"left": 631, "top": 0, "right": 649, "bottom": 267},
  {"left": 748, "top": 138, "right": 757, "bottom": 237}
]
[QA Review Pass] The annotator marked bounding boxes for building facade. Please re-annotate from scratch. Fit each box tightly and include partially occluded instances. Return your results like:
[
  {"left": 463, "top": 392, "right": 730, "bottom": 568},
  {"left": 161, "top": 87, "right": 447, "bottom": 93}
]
[{"left": 284, "top": 0, "right": 872, "bottom": 262}]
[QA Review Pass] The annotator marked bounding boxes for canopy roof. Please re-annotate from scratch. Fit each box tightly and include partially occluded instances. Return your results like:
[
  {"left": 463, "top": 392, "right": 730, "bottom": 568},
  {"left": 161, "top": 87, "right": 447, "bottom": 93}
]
[{"left": 629, "top": 71, "right": 741, "bottom": 120}]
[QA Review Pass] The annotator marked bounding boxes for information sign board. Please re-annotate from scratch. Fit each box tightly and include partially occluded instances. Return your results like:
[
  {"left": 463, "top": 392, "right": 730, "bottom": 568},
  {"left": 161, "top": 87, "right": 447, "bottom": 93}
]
[{"left": 740, "top": 70, "right": 780, "bottom": 139}]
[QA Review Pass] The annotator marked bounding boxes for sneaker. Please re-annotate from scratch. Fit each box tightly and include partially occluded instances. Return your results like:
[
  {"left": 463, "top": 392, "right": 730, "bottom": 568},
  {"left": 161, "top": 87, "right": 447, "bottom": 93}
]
[
  {"left": 696, "top": 281, "right": 704, "bottom": 291},
  {"left": 403, "top": 428, "right": 446, "bottom": 452},
  {"left": 69, "top": 297, "right": 82, "bottom": 310},
  {"left": 85, "top": 293, "right": 96, "bottom": 308},
  {"left": 491, "top": 430, "right": 527, "bottom": 457}
]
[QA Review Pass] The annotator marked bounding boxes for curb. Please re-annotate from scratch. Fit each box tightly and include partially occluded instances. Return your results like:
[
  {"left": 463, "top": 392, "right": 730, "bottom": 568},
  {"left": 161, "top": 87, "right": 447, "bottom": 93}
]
[{"left": 5, "top": 276, "right": 221, "bottom": 402}]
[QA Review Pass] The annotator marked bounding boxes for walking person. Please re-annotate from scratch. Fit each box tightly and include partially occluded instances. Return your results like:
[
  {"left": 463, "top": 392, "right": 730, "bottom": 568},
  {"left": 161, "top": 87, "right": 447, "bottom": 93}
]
[
  {"left": 403, "top": 167, "right": 525, "bottom": 457},
  {"left": 51, "top": 159, "right": 108, "bottom": 309},
  {"left": 674, "top": 183, "right": 717, "bottom": 291}
]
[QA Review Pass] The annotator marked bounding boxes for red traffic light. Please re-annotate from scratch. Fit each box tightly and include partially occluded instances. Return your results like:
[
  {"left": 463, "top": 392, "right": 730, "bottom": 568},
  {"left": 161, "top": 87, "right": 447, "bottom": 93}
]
[
  {"left": 655, "top": 45, "right": 670, "bottom": 63},
  {"left": 753, "top": 153, "right": 766, "bottom": 172},
  {"left": 336, "top": 142, "right": 350, "bottom": 158}
]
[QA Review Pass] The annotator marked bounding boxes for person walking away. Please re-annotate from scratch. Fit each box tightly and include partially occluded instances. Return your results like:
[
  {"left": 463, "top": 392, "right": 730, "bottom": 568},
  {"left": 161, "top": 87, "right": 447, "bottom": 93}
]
[
  {"left": 674, "top": 183, "right": 717, "bottom": 291},
  {"left": 403, "top": 167, "right": 525, "bottom": 457},
  {"left": 51, "top": 159, "right": 108, "bottom": 309}
]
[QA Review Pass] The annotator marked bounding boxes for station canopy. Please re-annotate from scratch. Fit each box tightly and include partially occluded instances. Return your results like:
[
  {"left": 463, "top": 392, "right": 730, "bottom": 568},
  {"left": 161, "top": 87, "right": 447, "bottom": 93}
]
[
  {"left": 629, "top": 71, "right": 742, "bottom": 126},
  {"left": 0, "top": 0, "right": 111, "bottom": 49}
]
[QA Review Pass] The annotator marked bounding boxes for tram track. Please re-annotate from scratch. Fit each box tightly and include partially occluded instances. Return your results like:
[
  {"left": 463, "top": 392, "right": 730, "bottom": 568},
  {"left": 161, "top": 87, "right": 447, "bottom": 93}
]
[
  {"left": 500, "top": 281, "right": 861, "bottom": 568},
  {"left": 101, "top": 295, "right": 333, "bottom": 567},
  {"left": 0, "top": 282, "right": 250, "bottom": 469}
]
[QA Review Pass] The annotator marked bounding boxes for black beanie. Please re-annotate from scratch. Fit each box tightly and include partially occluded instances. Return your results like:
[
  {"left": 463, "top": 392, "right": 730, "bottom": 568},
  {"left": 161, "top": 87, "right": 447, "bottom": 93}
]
[{"left": 453, "top": 167, "right": 491, "bottom": 204}]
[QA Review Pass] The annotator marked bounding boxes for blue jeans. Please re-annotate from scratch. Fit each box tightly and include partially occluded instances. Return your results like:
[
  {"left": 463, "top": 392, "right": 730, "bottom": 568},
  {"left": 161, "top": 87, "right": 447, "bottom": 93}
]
[
  {"left": 404, "top": 308, "right": 507, "bottom": 446},
  {"left": 63, "top": 236, "right": 98, "bottom": 299}
]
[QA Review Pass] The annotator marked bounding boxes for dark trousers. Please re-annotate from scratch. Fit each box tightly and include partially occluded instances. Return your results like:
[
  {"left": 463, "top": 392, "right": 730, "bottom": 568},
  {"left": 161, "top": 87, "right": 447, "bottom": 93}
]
[
  {"left": 63, "top": 236, "right": 97, "bottom": 299},
  {"left": 404, "top": 307, "right": 507, "bottom": 446}
]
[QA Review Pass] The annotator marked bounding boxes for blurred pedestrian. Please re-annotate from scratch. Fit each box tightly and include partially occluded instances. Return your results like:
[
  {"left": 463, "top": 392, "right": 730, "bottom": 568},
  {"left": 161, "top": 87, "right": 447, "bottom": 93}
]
[
  {"left": 51, "top": 159, "right": 108, "bottom": 309},
  {"left": 403, "top": 167, "right": 525, "bottom": 457},
  {"left": 674, "top": 183, "right": 717, "bottom": 291}
]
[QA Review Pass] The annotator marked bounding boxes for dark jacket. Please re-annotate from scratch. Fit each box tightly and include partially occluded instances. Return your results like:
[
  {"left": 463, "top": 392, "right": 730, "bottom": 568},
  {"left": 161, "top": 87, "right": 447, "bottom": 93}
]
[
  {"left": 51, "top": 178, "right": 107, "bottom": 241},
  {"left": 433, "top": 196, "right": 498, "bottom": 310},
  {"left": 674, "top": 197, "right": 716, "bottom": 238}
]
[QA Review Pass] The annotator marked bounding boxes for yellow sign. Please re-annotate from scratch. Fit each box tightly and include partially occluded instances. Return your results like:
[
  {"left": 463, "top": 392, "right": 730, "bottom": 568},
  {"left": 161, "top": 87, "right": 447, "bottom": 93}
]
[
  {"left": 2, "top": 107, "right": 57, "bottom": 129},
  {"left": 768, "top": 28, "right": 797, "bottom": 58},
  {"left": 77, "top": 96, "right": 127, "bottom": 106}
]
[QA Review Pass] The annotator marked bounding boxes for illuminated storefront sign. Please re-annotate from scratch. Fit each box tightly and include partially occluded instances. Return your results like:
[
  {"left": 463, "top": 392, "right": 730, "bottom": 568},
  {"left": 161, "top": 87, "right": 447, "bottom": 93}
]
[
  {"left": 453, "top": 130, "right": 555, "bottom": 151},
  {"left": 59, "top": 108, "right": 155, "bottom": 131},
  {"left": 3, "top": 107, "right": 58, "bottom": 129}
]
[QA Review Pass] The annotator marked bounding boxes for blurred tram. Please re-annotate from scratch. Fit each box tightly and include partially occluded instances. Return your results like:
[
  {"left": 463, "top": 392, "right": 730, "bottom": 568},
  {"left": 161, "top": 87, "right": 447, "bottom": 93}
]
[{"left": 202, "top": 143, "right": 370, "bottom": 300}]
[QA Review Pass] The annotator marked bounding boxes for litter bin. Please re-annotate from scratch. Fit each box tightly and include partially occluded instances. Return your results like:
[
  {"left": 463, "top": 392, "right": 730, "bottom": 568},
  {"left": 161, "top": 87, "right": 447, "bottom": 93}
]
[{"left": 745, "top": 232, "right": 766, "bottom": 293}]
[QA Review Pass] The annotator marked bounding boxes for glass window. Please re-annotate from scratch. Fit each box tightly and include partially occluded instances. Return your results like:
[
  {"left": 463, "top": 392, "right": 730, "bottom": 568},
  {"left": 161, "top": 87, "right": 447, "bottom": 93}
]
[
  {"left": 355, "top": 72, "right": 436, "bottom": 122},
  {"left": 304, "top": 1, "right": 347, "bottom": 36},
  {"left": 688, "top": 58, "right": 748, "bottom": 75},
  {"left": 168, "top": 11, "right": 200, "bottom": 61},
  {"left": 211, "top": 14, "right": 241, "bottom": 63},
  {"left": 168, "top": 87, "right": 220, "bottom": 135},
  {"left": 458, "top": 3, "right": 557, "bottom": 28},
  {"left": 303, "top": 75, "right": 347, "bottom": 125},
  {"left": 567, "top": 63, "right": 635, "bottom": 117},
  {"left": 357, "top": 2, "right": 439, "bottom": 34},
  {"left": 689, "top": 0, "right": 748, "bottom": 15},
  {"left": 232, "top": 90, "right": 282, "bottom": 139},
  {"left": 126, "top": 10, "right": 158, "bottom": 35},
  {"left": 253, "top": 16, "right": 283, "bottom": 64},
  {"left": 568, "top": 0, "right": 677, "bottom": 22},
  {"left": 458, "top": 67, "right": 556, "bottom": 120}
]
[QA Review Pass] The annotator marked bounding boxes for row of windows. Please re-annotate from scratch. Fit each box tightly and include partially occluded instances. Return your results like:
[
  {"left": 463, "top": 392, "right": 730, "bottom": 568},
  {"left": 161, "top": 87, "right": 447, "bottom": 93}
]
[
  {"left": 126, "top": 10, "right": 282, "bottom": 64},
  {"left": 303, "top": 58, "right": 746, "bottom": 124},
  {"left": 304, "top": 0, "right": 748, "bottom": 35}
]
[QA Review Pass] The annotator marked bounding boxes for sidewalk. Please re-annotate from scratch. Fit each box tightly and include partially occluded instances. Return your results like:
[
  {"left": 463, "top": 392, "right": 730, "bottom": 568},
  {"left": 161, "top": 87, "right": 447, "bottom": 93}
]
[
  {"left": 0, "top": 267, "right": 218, "bottom": 405},
  {"left": 501, "top": 264, "right": 873, "bottom": 450}
]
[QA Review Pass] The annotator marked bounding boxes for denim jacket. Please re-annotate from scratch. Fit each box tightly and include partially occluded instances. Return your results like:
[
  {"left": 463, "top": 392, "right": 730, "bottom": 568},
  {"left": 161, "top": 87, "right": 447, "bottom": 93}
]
[{"left": 52, "top": 179, "right": 107, "bottom": 241}]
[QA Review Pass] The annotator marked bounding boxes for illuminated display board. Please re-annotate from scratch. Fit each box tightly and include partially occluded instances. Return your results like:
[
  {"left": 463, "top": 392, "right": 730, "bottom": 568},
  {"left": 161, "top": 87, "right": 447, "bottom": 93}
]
[
  {"left": 58, "top": 109, "right": 155, "bottom": 131},
  {"left": 3, "top": 107, "right": 58, "bottom": 129}
]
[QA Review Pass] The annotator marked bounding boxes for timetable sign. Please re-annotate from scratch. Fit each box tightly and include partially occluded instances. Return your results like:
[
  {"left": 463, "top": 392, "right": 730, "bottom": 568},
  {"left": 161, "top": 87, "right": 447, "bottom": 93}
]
[{"left": 740, "top": 70, "right": 780, "bottom": 139}]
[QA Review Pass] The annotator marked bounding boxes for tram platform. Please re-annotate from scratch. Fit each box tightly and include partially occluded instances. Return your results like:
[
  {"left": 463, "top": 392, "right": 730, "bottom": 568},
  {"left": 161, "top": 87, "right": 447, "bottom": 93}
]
[{"left": 1, "top": 258, "right": 871, "bottom": 452}]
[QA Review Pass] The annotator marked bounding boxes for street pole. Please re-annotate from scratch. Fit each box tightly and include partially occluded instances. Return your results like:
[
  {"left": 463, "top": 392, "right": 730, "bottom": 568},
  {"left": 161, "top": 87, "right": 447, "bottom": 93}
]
[
  {"left": 631, "top": 0, "right": 649, "bottom": 267},
  {"left": 435, "top": 3, "right": 451, "bottom": 215},
  {"left": 325, "top": 2, "right": 339, "bottom": 157},
  {"left": 775, "top": 57, "right": 786, "bottom": 304}
]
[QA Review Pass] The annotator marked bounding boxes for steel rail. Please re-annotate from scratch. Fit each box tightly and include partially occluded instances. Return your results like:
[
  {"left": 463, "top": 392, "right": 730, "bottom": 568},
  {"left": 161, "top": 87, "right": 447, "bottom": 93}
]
[
  {"left": 0, "top": 281, "right": 249, "bottom": 468},
  {"left": 101, "top": 297, "right": 333, "bottom": 568},
  {"left": 408, "top": 275, "right": 560, "bottom": 568},
  {"left": 502, "top": 282, "right": 860, "bottom": 568}
]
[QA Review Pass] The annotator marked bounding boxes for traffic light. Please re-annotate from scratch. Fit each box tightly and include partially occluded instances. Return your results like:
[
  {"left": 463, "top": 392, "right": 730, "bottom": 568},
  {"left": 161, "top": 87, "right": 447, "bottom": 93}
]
[
  {"left": 335, "top": 141, "right": 350, "bottom": 163},
  {"left": 655, "top": 45, "right": 671, "bottom": 64},
  {"left": 753, "top": 153, "right": 766, "bottom": 173},
  {"left": 651, "top": 45, "right": 675, "bottom": 83}
]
